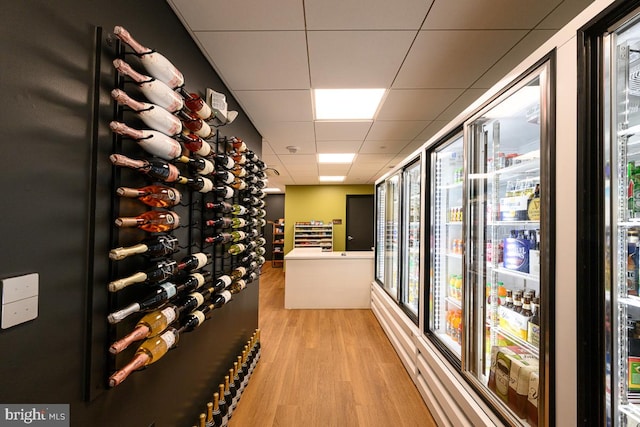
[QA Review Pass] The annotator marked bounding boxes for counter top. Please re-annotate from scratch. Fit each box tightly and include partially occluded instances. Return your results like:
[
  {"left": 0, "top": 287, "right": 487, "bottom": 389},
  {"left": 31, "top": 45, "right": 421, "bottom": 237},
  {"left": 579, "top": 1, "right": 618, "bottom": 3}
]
[{"left": 285, "top": 248, "right": 374, "bottom": 260}]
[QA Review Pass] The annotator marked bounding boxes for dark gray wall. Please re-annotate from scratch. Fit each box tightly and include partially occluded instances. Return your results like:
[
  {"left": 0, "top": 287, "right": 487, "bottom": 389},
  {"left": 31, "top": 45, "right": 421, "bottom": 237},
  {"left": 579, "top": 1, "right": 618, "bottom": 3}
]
[
  {"left": 0, "top": 1, "right": 260, "bottom": 426},
  {"left": 263, "top": 194, "right": 285, "bottom": 260}
]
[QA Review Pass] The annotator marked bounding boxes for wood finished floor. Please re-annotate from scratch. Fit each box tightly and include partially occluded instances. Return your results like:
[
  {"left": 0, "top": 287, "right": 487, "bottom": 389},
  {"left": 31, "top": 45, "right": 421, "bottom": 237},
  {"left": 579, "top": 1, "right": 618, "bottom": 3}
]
[{"left": 229, "top": 264, "right": 437, "bottom": 427}]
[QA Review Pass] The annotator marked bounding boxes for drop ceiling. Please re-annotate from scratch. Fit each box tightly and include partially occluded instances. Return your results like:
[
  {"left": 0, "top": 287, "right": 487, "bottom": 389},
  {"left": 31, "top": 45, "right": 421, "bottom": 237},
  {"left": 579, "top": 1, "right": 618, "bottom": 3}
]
[{"left": 167, "top": 0, "right": 593, "bottom": 191}]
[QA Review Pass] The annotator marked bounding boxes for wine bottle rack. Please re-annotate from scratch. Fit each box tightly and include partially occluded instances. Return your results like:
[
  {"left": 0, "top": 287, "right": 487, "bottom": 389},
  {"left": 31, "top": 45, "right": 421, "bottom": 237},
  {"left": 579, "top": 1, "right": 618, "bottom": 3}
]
[{"left": 105, "top": 29, "right": 267, "bottom": 389}]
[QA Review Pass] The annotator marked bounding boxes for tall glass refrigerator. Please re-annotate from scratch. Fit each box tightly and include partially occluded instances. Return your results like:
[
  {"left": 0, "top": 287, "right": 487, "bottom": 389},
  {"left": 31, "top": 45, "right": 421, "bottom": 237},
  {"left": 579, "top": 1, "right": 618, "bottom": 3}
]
[
  {"left": 579, "top": 3, "right": 640, "bottom": 424},
  {"left": 436, "top": 59, "right": 553, "bottom": 427}
]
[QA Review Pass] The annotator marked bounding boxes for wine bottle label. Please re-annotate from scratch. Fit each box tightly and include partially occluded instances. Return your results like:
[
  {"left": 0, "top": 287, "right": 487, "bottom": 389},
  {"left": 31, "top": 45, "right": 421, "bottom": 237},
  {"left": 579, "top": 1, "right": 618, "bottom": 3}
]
[
  {"left": 219, "top": 290, "right": 232, "bottom": 303},
  {"left": 191, "top": 272, "right": 206, "bottom": 288},
  {"left": 192, "top": 310, "right": 205, "bottom": 327},
  {"left": 159, "top": 282, "right": 177, "bottom": 299},
  {"left": 199, "top": 177, "right": 214, "bottom": 194},
  {"left": 159, "top": 330, "right": 176, "bottom": 349},
  {"left": 160, "top": 306, "right": 177, "bottom": 324},
  {"left": 218, "top": 275, "right": 232, "bottom": 287},
  {"left": 189, "top": 292, "right": 205, "bottom": 308},
  {"left": 193, "top": 253, "right": 209, "bottom": 269},
  {"left": 198, "top": 159, "right": 215, "bottom": 175},
  {"left": 196, "top": 141, "right": 212, "bottom": 157}
]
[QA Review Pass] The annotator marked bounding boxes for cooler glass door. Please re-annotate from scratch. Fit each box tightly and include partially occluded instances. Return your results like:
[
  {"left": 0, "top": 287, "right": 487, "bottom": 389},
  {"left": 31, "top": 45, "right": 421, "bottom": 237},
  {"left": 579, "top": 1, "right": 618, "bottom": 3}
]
[
  {"left": 607, "top": 15, "right": 640, "bottom": 425},
  {"left": 463, "top": 61, "right": 551, "bottom": 426},
  {"left": 375, "top": 182, "right": 386, "bottom": 285},
  {"left": 402, "top": 159, "right": 421, "bottom": 318},
  {"left": 428, "top": 133, "right": 464, "bottom": 359},
  {"left": 383, "top": 173, "right": 401, "bottom": 300}
]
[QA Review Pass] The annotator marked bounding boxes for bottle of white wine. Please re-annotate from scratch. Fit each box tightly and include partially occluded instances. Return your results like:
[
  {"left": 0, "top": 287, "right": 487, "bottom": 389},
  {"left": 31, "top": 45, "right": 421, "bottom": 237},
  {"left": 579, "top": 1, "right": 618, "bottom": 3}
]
[
  {"left": 109, "top": 234, "right": 179, "bottom": 261},
  {"left": 112, "top": 59, "right": 184, "bottom": 112},
  {"left": 111, "top": 89, "right": 182, "bottom": 137},
  {"left": 108, "top": 328, "right": 178, "bottom": 387},
  {"left": 113, "top": 26, "right": 185, "bottom": 89}
]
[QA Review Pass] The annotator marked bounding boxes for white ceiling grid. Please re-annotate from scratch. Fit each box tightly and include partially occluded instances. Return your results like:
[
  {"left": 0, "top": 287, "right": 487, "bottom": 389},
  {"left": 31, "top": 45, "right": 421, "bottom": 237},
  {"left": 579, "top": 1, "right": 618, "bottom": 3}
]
[{"left": 167, "top": 0, "right": 594, "bottom": 190}]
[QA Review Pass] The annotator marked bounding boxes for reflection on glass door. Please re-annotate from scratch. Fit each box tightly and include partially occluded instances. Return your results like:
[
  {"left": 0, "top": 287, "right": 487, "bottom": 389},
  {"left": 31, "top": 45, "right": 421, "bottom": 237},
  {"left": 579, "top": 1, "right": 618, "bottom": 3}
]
[
  {"left": 465, "top": 61, "right": 551, "bottom": 426},
  {"left": 429, "top": 134, "right": 464, "bottom": 358},
  {"left": 375, "top": 182, "right": 386, "bottom": 285},
  {"left": 383, "top": 174, "right": 401, "bottom": 300},
  {"left": 402, "top": 159, "right": 421, "bottom": 318}
]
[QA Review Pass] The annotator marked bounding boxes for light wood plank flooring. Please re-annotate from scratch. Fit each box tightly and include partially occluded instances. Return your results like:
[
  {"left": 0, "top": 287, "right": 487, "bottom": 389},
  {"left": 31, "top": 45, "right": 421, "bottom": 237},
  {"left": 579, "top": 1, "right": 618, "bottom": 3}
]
[{"left": 229, "top": 264, "right": 437, "bottom": 427}]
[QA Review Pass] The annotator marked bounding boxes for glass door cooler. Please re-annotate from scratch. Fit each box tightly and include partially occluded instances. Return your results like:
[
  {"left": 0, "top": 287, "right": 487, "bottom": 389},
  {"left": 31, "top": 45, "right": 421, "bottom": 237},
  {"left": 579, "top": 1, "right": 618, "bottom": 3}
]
[
  {"left": 402, "top": 158, "right": 422, "bottom": 319},
  {"left": 462, "top": 59, "right": 552, "bottom": 427},
  {"left": 375, "top": 172, "right": 401, "bottom": 300},
  {"left": 428, "top": 132, "right": 464, "bottom": 359}
]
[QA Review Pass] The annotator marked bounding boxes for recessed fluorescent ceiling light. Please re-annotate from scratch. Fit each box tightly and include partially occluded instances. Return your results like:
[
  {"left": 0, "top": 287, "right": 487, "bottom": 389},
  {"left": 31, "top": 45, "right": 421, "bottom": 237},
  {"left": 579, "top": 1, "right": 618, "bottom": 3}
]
[
  {"left": 318, "top": 153, "right": 356, "bottom": 163},
  {"left": 314, "top": 88, "right": 386, "bottom": 120},
  {"left": 319, "top": 176, "right": 345, "bottom": 182},
  {"left": 263, "top": 187, "right": 282, "bottom": 193}
]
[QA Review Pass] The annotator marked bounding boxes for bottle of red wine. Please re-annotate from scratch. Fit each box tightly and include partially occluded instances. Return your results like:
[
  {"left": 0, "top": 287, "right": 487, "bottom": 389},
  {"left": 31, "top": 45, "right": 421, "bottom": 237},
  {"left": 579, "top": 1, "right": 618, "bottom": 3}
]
[
  {"left": 115, "top": 210, "right": 180, "bottom": 233},
  {"left": 178, "top": 110, "right": 214, "bottom": 139},
  {"left": 212, "top": 275, "right": 232, "bottom": 292},
  {"left": 226, "top": 136, "right": 247, "bottom": 153},
  {"left": 112, "top": 59, "right": 184, "bottom": 112},
  {"left": 209, "top": 152, "right": 235, "bottom": 170},
  {"left": 213, "top": 170, "right": 236, "bottom": 185},
  {"left": 181, "top": 156, "right": 215, "bottom": 176},
  {"left": 113, "top": 26, "right": 185, "bottom": 89},
  {"left": 230, "top": 165, "right": 247, "bottom": 177},
  {"left": 205, "top": 201, "right": 233, "bottom": 213},
  {"left": 109, "top": 234, "right": 179, "bottom": 261},
  {"left": 108, "top": 328, "right": 179, "bottom": 387},
  {"left": 176, "top": 132, "right": 213, "bottom": 157},
  {"left": 110, "top": 121, "right": 183, "bottom": 161},
  {"left": 213, "top": 185, "right": 234, "bottom": 199},
  {"left": 116, "top": 184, "right": 182, "bottom": 208},
  {"left": 177, "top": 88, "right": 214, "bottom": 121},
  {"left": 176, "top": 303, "right": 215, "bottom": 334},
  {"left": 111, "top": 89, "right": 182, "bottom": 137},
  {"left": 107, "top": 272, "right": 209, "bottom": 323}
]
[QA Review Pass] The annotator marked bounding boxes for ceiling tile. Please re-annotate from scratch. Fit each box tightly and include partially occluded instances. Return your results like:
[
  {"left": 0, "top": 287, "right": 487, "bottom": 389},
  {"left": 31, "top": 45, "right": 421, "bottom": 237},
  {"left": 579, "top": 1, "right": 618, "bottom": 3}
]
[
  {"left": 194, "top": 31, "right": 310, "bottom": 90},
  {"left": 472, "top": 30, "right": 556, "bottom": 89},
  {"left": 318, "top": 164, "right": 351, "bottom": 175},
  {"left": 359, "top": 140, "right": 410, "bottom": 154},
  {"left": 278, "top": 154, "right": 318, "bottom": 166},
  {"left": 353, "top": 153, "right": 395, "bottom": 165},
  {"left": 304, "top": 0, "right": 433, "bottom": 30},
  {"left": 314, "top": 121, "right": 373, "bottom": 140},
  {"left": 234, "top": 90, "right": 313, "bottom": 124},
  {"left": 414, "top": 120, "right": 453, "bottom": 145},
  {"left": 437, "top": 88, "right": 488, "bottom": 121},
  {"left": 168, "top": 0, "right": 305, "bottom": 31},
  {"left": 259, "top": 122, "right": 316, "bottom": 152},
  {"left": 536, "top": 0, "right": 593, "bottom": 30},
  {"left": 307, "top": 31, "right": 416, "bottom": 88},
  {"left": 377, "top": 88, "right": 465, "bottom": 120},
  {"left": 316, "top": 140, "right": 363, "bottom": 153},
  {"left": 422, "top": 0, "right": 562, "bottom": 29},
  {"left": 394, "top": 30, "right": 528, "bottom": 89},
  {"left": 367, "top": 120, "right": 430, "bottom": 140}
]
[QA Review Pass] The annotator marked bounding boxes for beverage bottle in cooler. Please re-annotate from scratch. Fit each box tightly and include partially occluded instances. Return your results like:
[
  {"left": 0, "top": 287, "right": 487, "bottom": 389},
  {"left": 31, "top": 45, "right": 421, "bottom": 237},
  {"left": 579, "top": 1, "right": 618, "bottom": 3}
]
[{"left": 629, "top": 230, "right": 639, "bottom": 296}]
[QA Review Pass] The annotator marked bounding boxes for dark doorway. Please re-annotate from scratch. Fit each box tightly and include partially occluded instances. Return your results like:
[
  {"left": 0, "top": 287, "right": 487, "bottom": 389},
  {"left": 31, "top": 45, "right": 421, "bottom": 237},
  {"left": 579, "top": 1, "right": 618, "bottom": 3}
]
[{"left": 346, "top": 194, "right": 374, "bottom": 251}]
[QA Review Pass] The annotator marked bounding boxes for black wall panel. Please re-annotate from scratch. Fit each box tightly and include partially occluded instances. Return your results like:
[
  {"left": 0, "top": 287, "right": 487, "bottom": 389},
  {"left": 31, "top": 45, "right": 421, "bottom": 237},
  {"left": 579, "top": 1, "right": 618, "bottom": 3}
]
[{"left": 0, "top": 1, "right": 260, "bottom": 426}]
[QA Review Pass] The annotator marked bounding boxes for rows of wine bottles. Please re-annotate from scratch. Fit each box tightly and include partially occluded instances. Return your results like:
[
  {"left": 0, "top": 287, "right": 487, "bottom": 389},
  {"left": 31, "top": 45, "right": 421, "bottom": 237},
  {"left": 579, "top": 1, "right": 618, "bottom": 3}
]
[
  {"left": 106, "top": 26, "right": 267, "bottom": 388},
  {"left": 191, "top": 329, "right": 261, "bottom": 427}
]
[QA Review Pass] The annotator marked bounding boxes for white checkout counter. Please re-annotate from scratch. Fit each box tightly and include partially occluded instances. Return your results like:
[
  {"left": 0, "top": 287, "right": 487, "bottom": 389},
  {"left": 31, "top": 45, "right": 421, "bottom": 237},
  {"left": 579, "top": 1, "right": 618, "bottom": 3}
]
[{"left": 284, "top": 248, "right": 374, "bottom": 309}]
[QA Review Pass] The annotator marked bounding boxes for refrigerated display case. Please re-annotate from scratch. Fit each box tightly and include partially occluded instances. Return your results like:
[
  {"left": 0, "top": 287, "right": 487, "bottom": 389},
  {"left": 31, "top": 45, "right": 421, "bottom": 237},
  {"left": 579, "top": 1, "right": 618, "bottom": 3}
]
[
  {"left": 402, "top": 159, "right": 421, "bottom": 319},
  {"left": 375, "top": 182, "right": 386, "bottom": 285},
  {"left": 579, "top": 4, "right": 640, "bottom": 425},
  {"left": 463, "top": 59, "right": 552, "bottom": 426},
  {"left": 428, "top": 132, "right": 464, "bottom": 359},
  {"left": 382, "top": 173, "right": 401, "bottom": 300}
]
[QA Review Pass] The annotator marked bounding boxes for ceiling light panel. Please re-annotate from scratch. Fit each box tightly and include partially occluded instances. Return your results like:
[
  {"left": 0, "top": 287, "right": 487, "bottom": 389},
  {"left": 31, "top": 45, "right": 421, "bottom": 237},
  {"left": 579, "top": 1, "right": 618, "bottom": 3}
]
[
  {"left": 314, "top": 88, "right": 386, "bottom": 120},
  {"left": 318, "top": 153, "right": 356, "bottom": 163}
]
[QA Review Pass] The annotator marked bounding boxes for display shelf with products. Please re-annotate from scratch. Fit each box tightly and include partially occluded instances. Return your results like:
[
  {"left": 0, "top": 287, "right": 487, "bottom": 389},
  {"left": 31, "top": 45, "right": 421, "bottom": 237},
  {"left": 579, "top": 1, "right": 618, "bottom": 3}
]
[
  {"left": 271, "top": 220, "right": 284, "bottom": 267},
  {"left": 293, "top": 222, "right": 333, "bottom": 251}
]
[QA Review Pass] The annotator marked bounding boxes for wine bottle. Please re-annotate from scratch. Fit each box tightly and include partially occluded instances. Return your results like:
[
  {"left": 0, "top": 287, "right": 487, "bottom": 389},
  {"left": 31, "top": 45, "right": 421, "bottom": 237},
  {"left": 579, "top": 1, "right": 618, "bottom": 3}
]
[
  {"left": 213, "top": 185, "right": 234, "bottom": 199},
  {"left": 230, "top": 218, "right": 247, "bottom": 229},
  {"left": 230, "top": 178, "right": 247, "bottom": 190},
  {"left": 176, "top": 132, "right": 213, "bottom": 157},
  {"left": 116, "top": 184, "right": 182, "bottom": 208},
  {"left": 109, "top": 234, "right": 179, "bottom": 261},
  {"left": 241, "top": 346, "right": 250, "bottom": 388},
  {"left": 204, "top": 402, "right": 214, "bottom": 427},
  {"left": 244, "top": 162, "right": 260, "bottom": 175},
  {"left": 205, "top": 201, "right": 233, "bottom": 213},
  {"left": 177, "top": 88, "right": 214, "bottom": 121},
  {"left": 230, "top": 165, "right": 247, "bottom": 177},
  {"left": 231, "top": 363, "right": 242, "bottom": 410},
  {"left": 217, "top": 384, "right": 229, "bottom": 427},
  {"left": 110, "top": 121, "right": 183, "bottom": 161},
  {"left": 115, "top": 210, "right": 180, "bottom": 233},
  {"left": 243, "top": 174, "right": 260, "bottom": 186},
  {"left": 108, "top": 328, "right": 178, "bottom": 387},
  {"left": 245, "top": 150, "right": 258, "bottom": 162},
  {"left": 223, "top": 376, "right": 233, "bottom": 419},
  {"left": 108, "top": 253, "right": 207, "bottom": 292},
  {"left": 198, "top": 413, "right": 206, "bottom": 427},
  {"left": 244, "top": 228, "right": 260, "bottom": 239},
  {"left": 205, "top": 218, "right": 232, "bottom": 229},
  {"left": 228, "top": 242, "right": 246, "bottom": 256},
  {"left": 211, "top": 290, "right": 232, "bottom": 308},
  {"left": 210, "top": 152, "right": 235, "bottom": 170},
  {"left": 232, "top": 153, "right": 246, "bottom": 165},
  {"left": 227, "top": 136, "right": 247, "bottom": 153},
  {"left": 176, "top": 155, "right": 215, "bottom": 176},
  {"left": 228, "top": 279, "right": 246, "bottom": 294},
  {"left": 176, "top": 303, "right": 215, "bottom": 334},
  {"left": 213, "top": 170, "right": 236, "bottom": 185},
  {"left": 110, "top": 153, "right": 181, "bottom": 182},
  {"left": 178, "top": 110, "right": 214, "bottom": 139},
  {"left": 109, "top": 305, "right": 178, "bottom": 353},
  {"left": 211, "top": 393, "right": 222, "bottom": 427},
  {"left": 230, "top": 204, "right": 248, "bottom": 215},
  {"left": 205, "top": 231, "right": 246, "bottom": 244},
  {"left": 212, "top": 275, "right": 233, "bottom": 292},
  {"left": 111, "top": 89, "right": 182, "bottom": 136},
  {"left": 228, "top": 368, "right": 239, "bottom": 413},
  {"left": 184, "top": 175, "right": 215, "bottom": 193},
  {"left": 235, "top": 356, "right": 245, "bottom": 395},
  {"left": 113, "top": 26, "right": 185, "bottom": 89},
  {"left": 239, "top": 252, "right": 257, "bottom": 265},
  {"left": 112, "top": 59, "right": 184, "bottom": 112}
]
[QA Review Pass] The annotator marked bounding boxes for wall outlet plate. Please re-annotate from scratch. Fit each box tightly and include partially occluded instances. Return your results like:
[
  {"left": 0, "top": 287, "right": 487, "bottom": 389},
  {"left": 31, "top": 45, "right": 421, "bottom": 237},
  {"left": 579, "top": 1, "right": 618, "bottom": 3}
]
[
  {"left": 2, "top": 296, "right": 38, "bottom": 329},
  {"left": 2, "top": 273, "right": 39, "bottom": 304}
]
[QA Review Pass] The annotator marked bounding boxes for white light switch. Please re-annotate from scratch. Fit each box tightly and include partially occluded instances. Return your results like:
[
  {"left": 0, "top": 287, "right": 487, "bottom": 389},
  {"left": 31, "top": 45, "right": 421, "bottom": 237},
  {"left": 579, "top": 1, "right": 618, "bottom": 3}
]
[{"left": 1, "top": 273, "right": 39, "bottom": 329}]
